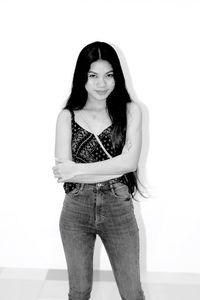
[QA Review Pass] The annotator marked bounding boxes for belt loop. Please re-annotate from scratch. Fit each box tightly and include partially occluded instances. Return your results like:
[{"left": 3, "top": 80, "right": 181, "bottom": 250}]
[{"left": 80, "top": 183, "right": 84, "bottom": 191}]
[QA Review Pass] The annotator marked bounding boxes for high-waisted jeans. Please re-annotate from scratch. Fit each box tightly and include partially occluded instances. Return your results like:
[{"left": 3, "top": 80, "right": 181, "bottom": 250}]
[{"left": 59, "top": 178, "right": 145, "bottom": 300}]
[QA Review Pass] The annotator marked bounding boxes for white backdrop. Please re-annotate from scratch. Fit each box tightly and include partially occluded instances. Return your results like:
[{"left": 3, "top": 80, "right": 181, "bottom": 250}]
[{"left": 0, "top": 0, "right": 200, "bottom": 274}]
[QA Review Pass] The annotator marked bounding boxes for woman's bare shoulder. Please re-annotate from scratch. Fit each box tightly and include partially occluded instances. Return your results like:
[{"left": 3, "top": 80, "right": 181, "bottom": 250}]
[{"left": 56, "top": 109, "right": 71, "bottom": 124}]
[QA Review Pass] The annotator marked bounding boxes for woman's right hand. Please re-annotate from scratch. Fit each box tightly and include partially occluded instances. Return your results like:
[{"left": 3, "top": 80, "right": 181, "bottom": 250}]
[{"left": 52, "top": 159, "right": 79, "bottom": 182}]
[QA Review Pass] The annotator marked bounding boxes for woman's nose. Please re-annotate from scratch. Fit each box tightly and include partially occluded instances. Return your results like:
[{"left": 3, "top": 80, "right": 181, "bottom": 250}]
[{"left": 97, "top": 77, "right": 106, "bottom": 87}]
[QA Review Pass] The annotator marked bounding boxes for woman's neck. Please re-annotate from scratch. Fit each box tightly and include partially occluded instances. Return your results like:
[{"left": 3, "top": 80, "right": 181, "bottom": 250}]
[{"left": 83, "top": 98, "right": 107, "bottom": 112}]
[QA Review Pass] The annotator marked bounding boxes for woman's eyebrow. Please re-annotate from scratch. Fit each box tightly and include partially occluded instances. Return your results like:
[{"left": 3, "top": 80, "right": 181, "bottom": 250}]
[{"left": 88, "top": 70, "right": 114, "bottom": 74}]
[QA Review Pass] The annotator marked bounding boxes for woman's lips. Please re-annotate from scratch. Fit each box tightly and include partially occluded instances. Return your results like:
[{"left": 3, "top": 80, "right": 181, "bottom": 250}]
[{"left": 95, "top": 90, "right": 108, "bottom": 95}]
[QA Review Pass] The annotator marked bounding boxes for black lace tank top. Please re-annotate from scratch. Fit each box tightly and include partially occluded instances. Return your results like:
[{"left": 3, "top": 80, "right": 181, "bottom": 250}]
[{"left": 70, "top": 110, "right": 122, "bottom": 163}]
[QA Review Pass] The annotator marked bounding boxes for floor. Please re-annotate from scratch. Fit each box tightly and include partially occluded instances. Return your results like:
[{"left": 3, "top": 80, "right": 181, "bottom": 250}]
[{"left": 0, "top": 268, "right": 200, "bottom": 300}]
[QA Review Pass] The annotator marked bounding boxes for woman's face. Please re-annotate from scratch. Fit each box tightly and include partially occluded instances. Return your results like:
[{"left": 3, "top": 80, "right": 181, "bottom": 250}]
[{"left": 85, "top": 59, "right": 115, "bottom": 102}]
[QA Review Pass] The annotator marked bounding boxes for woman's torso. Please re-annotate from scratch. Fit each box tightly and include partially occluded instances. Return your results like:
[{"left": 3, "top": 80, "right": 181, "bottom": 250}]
[{"left": 70, "top": 110, "right": 122, "bottom": 165}]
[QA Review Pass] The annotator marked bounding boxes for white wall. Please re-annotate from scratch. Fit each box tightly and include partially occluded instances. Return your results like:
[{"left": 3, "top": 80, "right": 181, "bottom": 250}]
[{"left": 0, "top": 0, "right": 200, "bottom": 273}]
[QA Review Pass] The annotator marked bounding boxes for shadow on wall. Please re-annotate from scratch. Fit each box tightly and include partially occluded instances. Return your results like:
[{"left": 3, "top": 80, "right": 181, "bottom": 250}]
[{"left": 93, "top": 42, "right": 150, "bottom": 276}]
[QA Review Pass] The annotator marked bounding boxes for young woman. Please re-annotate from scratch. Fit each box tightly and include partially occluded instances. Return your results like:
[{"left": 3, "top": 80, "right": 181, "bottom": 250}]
[{"left": 52, "top": 41, "right": 145, "bottom": 300}]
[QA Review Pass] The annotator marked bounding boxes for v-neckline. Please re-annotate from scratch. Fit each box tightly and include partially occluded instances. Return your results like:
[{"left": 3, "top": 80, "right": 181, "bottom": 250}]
[{"left": 73, "top": 120, "right": 113, "bottom": 137}]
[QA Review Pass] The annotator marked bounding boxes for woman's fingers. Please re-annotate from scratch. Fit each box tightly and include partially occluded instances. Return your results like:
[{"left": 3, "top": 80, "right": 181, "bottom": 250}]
[
  {"left": 52, "top": 166, "right": 61, "bottom": 177},
  {"left": 52, "top": 161, "right": 75, "bottom": 182},
  {"left": 57, "top": 178, "right": 65, "bottom": 183},
  {"left": 52, "top": 166, "right": 59, "bottom": 172}
]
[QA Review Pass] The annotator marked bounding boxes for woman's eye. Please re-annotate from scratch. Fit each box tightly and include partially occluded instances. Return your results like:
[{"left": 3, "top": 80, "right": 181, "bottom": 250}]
[
  {"left": 107, "top": 73, "right": 114, "bottom": 78},
  {"left": 88, "top": 74, "right": 97, "bottom": 78}
]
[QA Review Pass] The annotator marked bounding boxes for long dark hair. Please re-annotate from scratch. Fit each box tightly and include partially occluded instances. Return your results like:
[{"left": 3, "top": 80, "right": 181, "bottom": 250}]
[{"left": 64, "top": 41, "right": 142, "bottom": 198}]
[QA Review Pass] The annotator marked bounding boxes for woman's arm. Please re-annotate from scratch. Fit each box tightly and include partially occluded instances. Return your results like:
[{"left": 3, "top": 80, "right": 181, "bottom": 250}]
[
  {"left": 61, "top": 174, "right": 122, "bottom": 183},
  {"left": 54, "top": 102, "right": 142, "bottom": 182},
  {"left": 54, "top": 109, "right": 72, "bottom": 163}
]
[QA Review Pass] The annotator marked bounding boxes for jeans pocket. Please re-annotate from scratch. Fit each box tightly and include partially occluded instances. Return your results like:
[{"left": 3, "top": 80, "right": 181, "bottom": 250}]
[
  {"left": 63, "top": 187, "right": 81, "bottom": 208},
  {"left": 111, "top": 182, "right": 131, "bottom": 201},
  {"left": 63, "top": 182, "right": 82, "bottom": 197},
  {"left": 67, "top": 187, "right": 81, "bottom": 197}
]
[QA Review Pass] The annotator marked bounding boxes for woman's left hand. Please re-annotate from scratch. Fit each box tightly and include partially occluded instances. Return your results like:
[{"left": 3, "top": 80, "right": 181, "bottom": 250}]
[{"left": 52, "top": 160, "right": 78, "bottom": 183}]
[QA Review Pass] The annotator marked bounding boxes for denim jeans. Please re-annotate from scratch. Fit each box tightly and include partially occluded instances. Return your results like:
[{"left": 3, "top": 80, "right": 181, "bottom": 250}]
[{"left": 59, "top": 179, "right": 145, "bottom": 300}]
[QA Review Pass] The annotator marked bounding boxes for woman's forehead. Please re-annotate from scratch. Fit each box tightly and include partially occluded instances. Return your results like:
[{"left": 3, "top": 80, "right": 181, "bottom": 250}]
[{"left": 89, "top": 60, "right": 113, "bottom": 73}]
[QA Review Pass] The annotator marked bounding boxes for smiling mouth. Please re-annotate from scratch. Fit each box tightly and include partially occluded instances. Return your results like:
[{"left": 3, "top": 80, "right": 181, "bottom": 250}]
[{"left": 95, "top": 90, "right": 108, "bottom": 95}]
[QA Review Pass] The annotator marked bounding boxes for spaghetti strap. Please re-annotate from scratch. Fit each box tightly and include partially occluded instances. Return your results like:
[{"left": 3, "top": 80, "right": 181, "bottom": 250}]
[{"left": 69, "top": 110, "right": 75, "bottom": 121}]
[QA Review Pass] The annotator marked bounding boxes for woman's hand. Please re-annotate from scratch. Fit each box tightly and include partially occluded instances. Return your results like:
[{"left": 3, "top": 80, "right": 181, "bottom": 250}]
[
  {"left": 52, "top": 159, "right": 78, "bottom": 183},
  {"left": 122, "top": 141, "right": 132, "bottom": 154}
]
